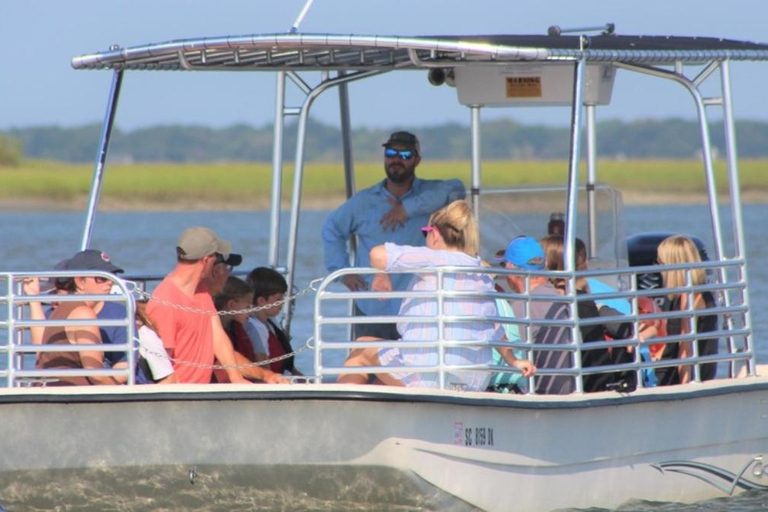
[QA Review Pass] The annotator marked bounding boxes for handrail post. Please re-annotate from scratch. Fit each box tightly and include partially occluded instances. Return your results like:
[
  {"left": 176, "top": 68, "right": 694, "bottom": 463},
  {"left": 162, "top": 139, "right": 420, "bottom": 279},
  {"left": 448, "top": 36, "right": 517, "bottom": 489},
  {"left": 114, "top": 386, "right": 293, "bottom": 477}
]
[
  {"left": 5, "top": 274, "right": 15, "bottom": 387},
  {"left": 720, "top": 60, "right": 755, "bottom": 377},
  {"left": 436, "top": 268, "right": 446, "bottom": 390},
  {"left": 565, "top": 49, "right": 587, "bottom": 394}
]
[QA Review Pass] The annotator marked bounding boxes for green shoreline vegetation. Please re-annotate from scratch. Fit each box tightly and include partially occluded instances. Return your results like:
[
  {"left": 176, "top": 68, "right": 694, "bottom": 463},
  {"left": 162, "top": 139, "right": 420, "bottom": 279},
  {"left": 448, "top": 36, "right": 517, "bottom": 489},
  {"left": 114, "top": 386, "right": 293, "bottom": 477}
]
[{"left": 1, "top": 159, "right": 767, "bottom": 210}]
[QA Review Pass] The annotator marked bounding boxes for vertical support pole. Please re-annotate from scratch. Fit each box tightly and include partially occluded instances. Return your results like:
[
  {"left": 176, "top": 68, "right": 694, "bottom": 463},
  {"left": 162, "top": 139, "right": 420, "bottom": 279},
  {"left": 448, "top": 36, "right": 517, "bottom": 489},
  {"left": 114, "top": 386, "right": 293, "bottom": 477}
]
[
  {"left": 565, "top": 54, "right": 587, "bottom": 394},
  {"left": 564, "top": 58, "right": 586, "bottom": 273},
  {"left": 280, "top": 70, "right": 381, "bottom": 339},
  {"left": 338, "top": 72, "right": 357, "bottom": 252},
  {"left": 81, "top": 69, "right": 123, "bottom": 250},
  {"left": 470, "top": 106, "right": 482, "bottom": 223},
  {"left": 585, "top": 104, "right": 598, "bottom": 258},
  {"left": 284, "top": 100, "right": 315, "bottom": 337},
  {"left": 721, "top": 60, "right": 754, "bottom": 376},
  {"left": 721, "top": 61, "right": 746, "bottom": 261},
  {"left": 691, "top": 86, "right": 725, "bottom": 261},
  {"left": 268, "top": 71, "right": 287, "bottom": 268},
  {"left": 338, "top": 72, "right": 357, "bottom": 342}
]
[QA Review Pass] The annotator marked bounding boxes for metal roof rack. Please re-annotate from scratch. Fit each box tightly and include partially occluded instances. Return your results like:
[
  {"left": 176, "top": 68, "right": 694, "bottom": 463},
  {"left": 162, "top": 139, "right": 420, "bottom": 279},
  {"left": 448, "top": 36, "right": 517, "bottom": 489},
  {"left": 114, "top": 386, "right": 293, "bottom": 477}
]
[{"left": 72, "top": 33, "right": 768, "bottom": 72}]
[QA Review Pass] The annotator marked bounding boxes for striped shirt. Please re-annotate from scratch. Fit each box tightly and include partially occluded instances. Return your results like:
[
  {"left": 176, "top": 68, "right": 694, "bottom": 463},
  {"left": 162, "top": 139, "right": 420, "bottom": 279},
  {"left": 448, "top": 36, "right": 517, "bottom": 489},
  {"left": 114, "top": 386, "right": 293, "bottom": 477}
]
[
  {"left": 378, "top": 243, "right": 501, "bottom": 391},
  {"left": 511, "top": 281, "right": 574, "bottom": 395}
]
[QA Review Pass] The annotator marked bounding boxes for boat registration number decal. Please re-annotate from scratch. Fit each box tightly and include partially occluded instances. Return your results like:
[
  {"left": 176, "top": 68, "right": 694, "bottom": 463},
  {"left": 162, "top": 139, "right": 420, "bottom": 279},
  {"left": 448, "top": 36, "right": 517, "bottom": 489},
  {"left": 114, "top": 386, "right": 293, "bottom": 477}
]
[
  {"left": 505, "top": 76, "right": 542, "bottom": 98},
  {"left": 454, "top": 422, "right": 494, "bottom": 447}
]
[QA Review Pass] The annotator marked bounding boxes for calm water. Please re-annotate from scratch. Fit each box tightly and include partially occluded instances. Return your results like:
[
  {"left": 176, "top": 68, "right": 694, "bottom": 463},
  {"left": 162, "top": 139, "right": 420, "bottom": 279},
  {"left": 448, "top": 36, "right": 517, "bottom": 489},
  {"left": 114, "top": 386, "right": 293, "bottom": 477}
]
[{"left": 0, "top": 204, "right": 767, "bottom": 511}]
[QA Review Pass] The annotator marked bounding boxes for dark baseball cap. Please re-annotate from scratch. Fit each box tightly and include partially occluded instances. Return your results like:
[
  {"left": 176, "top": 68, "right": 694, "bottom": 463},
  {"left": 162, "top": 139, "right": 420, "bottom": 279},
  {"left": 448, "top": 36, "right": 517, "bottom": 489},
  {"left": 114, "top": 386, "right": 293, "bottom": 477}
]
[
  {"left": 218, "top": 251, "right": 243, "bottom": 267},
  {"left": 382, "top": 131, "right": 420, "bottom": 152},
  {"left": 64, "top": 250, "right": 124, "bottom": 274}
]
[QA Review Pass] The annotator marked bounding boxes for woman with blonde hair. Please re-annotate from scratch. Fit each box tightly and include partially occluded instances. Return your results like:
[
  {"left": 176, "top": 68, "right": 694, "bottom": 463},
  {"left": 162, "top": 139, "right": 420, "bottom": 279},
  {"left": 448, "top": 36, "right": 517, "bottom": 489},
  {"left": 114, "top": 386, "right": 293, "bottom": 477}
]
[
  {"left": 339, "top": 199, "right": 535, "bottom": 390},
  {"left": 656, "top": 234, "right": 718, "bottom": 385}
]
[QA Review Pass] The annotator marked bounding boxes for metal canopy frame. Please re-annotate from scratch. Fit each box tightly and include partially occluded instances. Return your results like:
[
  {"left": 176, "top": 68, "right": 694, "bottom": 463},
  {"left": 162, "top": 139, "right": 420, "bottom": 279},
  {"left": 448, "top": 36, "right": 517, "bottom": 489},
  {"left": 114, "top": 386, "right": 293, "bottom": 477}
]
[
  {"left": 72, "top": 33, "right": 768, "bottom": 72},
  {"left": 73, "top": 31, "right": 758, "bottom": 354}
]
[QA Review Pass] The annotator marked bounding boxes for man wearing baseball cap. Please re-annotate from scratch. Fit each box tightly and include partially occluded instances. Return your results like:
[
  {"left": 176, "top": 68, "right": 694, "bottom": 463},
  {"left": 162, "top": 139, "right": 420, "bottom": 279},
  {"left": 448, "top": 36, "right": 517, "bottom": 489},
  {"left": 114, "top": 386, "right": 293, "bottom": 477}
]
[
  {"left": 497, "top": 235, "right": 574, "bottom": 395},
  {"left": 147, "top": 227, "right": 285, "bottom": 384},
  {"left": 322, "top": 130, "right": 466, "bottom": 339}
]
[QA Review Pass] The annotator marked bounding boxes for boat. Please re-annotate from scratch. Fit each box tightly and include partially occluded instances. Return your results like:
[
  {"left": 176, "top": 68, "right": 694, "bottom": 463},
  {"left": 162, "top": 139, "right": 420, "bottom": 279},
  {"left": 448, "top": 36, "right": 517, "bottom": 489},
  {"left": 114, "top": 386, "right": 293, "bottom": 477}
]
[{"left": 2, "top": 5, "right": 768, "bottom": 510}]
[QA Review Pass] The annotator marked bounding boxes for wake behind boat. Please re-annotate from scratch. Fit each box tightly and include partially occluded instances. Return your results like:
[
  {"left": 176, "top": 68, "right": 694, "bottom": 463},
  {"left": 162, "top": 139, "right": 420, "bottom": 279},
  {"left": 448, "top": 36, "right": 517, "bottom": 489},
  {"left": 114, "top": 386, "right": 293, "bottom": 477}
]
[{"left": 1, "top": 6, "right": 768, "bottom": 511}]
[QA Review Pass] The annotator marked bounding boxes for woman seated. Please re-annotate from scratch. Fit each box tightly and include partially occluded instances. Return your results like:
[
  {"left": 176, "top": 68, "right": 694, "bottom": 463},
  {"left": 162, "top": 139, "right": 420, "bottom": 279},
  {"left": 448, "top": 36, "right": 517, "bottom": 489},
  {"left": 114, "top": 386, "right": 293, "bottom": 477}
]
[
  {"left": 538, "top": 235, "right": 639, "bottom": 392},
  {"left": 338, "top": 200, "right": 535, "bottom": 391},
  {"left": 36, "top": 273, "right": 122, "bottom": 386},
  {"left": 655, "top": 234, "right": 718, "bottom": 385}
]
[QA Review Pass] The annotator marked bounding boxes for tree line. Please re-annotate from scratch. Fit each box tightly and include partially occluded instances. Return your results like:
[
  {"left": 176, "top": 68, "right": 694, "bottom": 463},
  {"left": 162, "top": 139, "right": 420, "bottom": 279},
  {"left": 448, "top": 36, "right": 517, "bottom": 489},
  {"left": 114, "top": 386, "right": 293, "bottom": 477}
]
[{"left": 2, "top": 117, "right": 768, "bottom": 164}]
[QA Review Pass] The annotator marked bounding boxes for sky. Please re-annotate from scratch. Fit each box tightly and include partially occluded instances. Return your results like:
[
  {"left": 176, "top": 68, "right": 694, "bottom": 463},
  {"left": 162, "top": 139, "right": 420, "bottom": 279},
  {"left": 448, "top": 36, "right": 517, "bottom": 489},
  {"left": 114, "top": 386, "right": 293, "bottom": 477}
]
[{"left": 2, "top": 0, "right": 767, "bottom": 131}]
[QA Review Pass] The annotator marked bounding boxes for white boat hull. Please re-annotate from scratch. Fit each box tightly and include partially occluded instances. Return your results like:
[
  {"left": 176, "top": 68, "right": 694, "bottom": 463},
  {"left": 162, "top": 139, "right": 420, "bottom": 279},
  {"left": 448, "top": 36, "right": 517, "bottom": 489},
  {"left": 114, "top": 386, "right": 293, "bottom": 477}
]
[{"left": 2, "top": 378, "right": 768, "bottom": 511}]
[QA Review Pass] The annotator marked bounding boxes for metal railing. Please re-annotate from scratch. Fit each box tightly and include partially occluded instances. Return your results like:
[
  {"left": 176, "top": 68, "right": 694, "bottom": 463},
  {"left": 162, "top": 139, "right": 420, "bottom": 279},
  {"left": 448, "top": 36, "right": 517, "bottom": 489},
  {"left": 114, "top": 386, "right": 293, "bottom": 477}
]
[
  {"left": 0, "top": 258, "right": 755, "bottom": 393},
  {"left": 313, "top": 259, "right": 754, "bottom": 393},
  {"left": 0, "top": 271, "right": 136, "bottom": 387}
]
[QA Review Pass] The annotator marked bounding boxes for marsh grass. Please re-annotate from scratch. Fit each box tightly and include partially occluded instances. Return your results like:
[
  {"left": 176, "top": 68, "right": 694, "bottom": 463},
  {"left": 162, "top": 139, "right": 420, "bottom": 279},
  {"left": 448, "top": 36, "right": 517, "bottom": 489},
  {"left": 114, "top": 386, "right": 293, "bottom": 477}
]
[{"left": 1, "top": 159, "right": 766, "bottom": 208}]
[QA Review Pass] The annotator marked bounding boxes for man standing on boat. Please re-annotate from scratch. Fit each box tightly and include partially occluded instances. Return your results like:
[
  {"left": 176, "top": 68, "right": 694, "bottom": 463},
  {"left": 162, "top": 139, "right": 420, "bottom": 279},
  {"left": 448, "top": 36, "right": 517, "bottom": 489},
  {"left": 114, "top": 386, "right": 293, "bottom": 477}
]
[
  {"left": 322, "top": 131, "right": 465, "bottom": 340},
  {"left": 148, "top": 227, "right": 286, "bottom": 384}
]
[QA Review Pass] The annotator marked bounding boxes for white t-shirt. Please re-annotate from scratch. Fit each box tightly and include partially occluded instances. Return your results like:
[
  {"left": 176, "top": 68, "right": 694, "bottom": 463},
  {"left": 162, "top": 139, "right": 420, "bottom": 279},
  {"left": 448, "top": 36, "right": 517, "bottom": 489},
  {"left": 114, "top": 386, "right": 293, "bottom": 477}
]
[
  {"left": 245, "top": 317, "right": 269, "bottom": 356},
  {"left": 138, "top": 325, "right": 175, "bottom": 381}
]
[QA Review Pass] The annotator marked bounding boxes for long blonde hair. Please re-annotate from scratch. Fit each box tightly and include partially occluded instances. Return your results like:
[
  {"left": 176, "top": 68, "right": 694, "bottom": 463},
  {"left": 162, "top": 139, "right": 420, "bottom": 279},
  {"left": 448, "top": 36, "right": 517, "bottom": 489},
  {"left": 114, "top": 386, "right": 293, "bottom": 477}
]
[
  {"left": 657, "top": 235, "right": 705, "bottom": 297},
  {"left": 428, "top": 199, "right": 479, "bottom": 256}
]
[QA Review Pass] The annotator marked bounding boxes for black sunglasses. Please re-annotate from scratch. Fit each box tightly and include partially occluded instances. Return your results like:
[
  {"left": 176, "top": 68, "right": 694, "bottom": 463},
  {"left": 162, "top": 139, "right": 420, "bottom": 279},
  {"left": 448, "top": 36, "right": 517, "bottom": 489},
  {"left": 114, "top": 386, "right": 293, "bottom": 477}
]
[
  {"left": 384, "top": 148, "right": 416, "bottom": 160},
  {"left": 214, "top": 254, "right": 233, "bottom": 273}
]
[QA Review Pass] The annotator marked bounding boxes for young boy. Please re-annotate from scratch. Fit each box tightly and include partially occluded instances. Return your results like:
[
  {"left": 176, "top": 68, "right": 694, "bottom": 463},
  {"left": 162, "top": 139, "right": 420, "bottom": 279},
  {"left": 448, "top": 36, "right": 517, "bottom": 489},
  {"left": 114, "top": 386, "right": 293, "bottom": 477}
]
[
  {"left": 245, "top": 267, "right": 302, "bottom": 376},
  {"left": 214, "top": 276, "right": 258, "bottom": 363}
]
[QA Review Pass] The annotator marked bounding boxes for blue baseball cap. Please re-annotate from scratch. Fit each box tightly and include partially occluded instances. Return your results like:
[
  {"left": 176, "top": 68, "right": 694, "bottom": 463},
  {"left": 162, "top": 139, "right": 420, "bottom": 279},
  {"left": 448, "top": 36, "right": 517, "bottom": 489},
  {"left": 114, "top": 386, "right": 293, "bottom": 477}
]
[{"left": 499, "top": 236, "right": 545, "bottom": 270}]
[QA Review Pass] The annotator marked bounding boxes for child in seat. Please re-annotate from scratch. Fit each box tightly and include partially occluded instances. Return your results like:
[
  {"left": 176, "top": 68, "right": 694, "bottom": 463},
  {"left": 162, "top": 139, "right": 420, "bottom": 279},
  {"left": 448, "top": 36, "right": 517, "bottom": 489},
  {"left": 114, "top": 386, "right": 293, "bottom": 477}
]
[{"left": 245, "top": 267, "right": 303, "bottom": 377}]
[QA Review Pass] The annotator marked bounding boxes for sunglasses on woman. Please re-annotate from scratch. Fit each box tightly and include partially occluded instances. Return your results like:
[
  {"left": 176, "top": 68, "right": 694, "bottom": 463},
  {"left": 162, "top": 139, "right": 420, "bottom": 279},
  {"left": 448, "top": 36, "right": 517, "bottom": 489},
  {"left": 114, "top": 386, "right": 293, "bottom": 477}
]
[{"left": 384, "top": 148, "right": 416, "bottom": 160}]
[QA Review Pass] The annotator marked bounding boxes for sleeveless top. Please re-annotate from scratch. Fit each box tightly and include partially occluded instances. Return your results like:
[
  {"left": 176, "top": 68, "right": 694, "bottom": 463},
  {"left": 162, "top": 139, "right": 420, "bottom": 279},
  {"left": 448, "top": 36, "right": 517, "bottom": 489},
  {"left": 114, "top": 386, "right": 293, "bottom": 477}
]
[{"left": 657, "top": 291, "right": 718, "bottom": 386}]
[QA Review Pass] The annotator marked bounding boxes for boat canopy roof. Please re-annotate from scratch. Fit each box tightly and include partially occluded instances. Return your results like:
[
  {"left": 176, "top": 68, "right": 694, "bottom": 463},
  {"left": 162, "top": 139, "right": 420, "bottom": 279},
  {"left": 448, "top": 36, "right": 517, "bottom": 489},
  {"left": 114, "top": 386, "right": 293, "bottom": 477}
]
[{"left": 71, "top": 33, "right": 768, "bottom": 72}]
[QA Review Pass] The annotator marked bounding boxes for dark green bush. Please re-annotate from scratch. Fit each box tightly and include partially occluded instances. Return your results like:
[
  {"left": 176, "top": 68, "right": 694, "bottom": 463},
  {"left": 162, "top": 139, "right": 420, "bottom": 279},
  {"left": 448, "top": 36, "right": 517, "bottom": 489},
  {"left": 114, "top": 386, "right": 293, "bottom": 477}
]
[{"left": 0, "top": 135, "right": 22, "bottom": 167}]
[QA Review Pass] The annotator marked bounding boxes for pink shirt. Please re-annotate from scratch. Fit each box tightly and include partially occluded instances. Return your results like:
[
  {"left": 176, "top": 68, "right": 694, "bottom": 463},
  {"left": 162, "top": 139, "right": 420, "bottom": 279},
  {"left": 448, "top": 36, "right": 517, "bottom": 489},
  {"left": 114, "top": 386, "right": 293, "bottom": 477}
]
[{"left": 147, "top": 278, "right": 215, "bottom": 384}]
